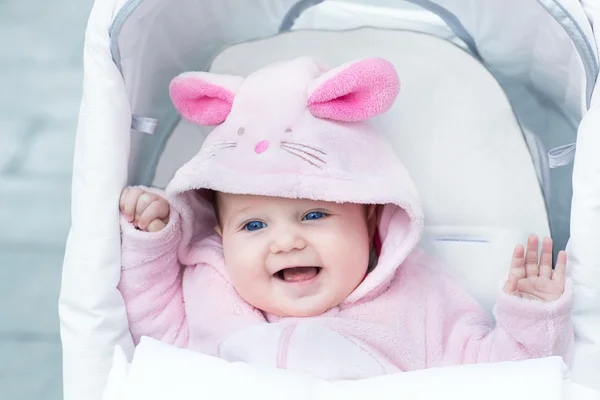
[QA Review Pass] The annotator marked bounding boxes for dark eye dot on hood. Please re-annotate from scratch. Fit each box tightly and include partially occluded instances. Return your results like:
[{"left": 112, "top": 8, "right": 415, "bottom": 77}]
[
  {"left": 237, "top": 127, "right": 245, "bottom": 135},
  {"left": 285, "top": 127, "right": 292, "bottom": 133}
]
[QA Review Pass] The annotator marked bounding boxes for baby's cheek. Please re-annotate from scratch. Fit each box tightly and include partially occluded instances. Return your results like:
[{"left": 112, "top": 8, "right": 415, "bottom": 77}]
[
  {"left": 226, "top": 262, "right": 262, "bottom": 300},
  {"left": 225, "top": 248, "right": 267, "bottom": 286},
  {"left": 229, "top": 266, "right": 274, "bottom": 312},
  {"left": 223, "top": 238, "right": 256, "bottom": 272},
  {"left": 331, "top": 223, "right": 371, "bottom": 260},
  {"left": 322, "top": 232, "right": 370, "bottom": 279},
  {"left": 340, "top": 238, "right": 371, "bottom": 277}
]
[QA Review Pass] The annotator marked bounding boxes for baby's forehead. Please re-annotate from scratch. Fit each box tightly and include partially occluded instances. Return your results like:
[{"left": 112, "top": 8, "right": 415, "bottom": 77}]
[
  {"left": 217, "top": 192, "right": 322, "bottom": 207},
  {"left": 214, "top": 192, "right": 360, "bottom": 213}
]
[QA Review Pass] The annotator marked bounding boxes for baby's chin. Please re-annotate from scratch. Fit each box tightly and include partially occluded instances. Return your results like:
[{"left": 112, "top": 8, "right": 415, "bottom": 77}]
[{"left": 259, "top": 295, "right": 343, "bottom": 318}]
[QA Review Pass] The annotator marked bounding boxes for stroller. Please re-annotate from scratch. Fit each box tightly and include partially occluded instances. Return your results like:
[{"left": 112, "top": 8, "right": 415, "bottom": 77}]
[{"left": 60, "top": 0, "right": 600, "bottom": 399}]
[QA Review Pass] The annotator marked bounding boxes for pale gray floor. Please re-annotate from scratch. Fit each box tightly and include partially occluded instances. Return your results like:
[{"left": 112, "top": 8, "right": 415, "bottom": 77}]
[{"left": 0, "top": 1, "right": 92, "bottom": 398}]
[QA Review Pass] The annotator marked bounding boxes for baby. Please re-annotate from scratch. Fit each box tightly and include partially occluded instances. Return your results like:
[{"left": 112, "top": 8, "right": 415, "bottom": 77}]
[{"left": 118, "top": 57, "right": 573, "bottom": 379}]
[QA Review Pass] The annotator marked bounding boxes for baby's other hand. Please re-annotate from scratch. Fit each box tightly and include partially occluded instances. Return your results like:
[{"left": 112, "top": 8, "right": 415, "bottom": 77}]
[
  {"left": 503, "top": 234, "right": 566, "bottom": 302},
  {"left": 119, "top": 187, "right": 170, "bottom": 232}
]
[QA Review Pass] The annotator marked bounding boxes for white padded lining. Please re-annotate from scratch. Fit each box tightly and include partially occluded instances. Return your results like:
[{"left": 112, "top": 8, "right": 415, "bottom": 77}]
[
  {"left": 153, "top": 29, "right": 550, "bottom": 312},
  {"left": 102, "top": 337, "right": 582, "bottom": 400}
]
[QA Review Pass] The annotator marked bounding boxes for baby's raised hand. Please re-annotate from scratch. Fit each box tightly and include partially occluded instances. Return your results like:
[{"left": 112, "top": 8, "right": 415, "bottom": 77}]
[
  {"left": 503, "top": 234, "right": 567, "bottom": 302},
  {"left": 119, "top": 187, "right": 170, "bottom": 232}
]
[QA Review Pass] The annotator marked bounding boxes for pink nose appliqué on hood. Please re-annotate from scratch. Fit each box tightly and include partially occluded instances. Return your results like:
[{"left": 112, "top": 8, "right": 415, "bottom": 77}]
[{"left": 255, "top": 140, "right": 269, "bottom": 154}]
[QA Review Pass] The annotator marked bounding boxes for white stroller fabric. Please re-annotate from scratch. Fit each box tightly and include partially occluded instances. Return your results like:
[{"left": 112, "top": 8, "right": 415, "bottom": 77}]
[
  {"left": 101, "top": 337, "right": 600, "bottom": 400},
  {"left": 60, "top": 1, "right": 600, "bottom": 400}
]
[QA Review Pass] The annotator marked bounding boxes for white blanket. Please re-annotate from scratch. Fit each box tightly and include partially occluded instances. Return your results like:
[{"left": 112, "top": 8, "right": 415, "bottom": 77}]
[{"left": 103, "top": 337, "right": 600, "bottom": 400}]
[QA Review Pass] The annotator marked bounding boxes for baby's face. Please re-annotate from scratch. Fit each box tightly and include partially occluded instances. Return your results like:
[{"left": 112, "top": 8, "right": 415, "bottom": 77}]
[{"left": 215, "top": 193, "right": 375, "bottom": 317}]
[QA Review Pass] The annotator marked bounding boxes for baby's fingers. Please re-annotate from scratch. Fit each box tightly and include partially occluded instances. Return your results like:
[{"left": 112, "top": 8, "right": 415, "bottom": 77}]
[
  {"left": 504, "top": 244, "right": 525, "bottom": 294},
  {"left": 509, "top": 244, "right": 526, "bottom": 280},
  {"left": 122, "top": 188, "right": 144, "bottom": 222},
  {"left": 525, "top": 234, "right": 539, "bottom": 278},
  {"left": 539, "top": 237, "right": 553, "bottom": 278},
  {"left": 134, "top": 192, "right": 160, "bottom": 221},
  {"left": 503, "top": 273, "right": 518, "bottom": 294},
  {"left": 119, "top": 188, "right": 129, "bottom": 212},
  {"left": 137, "top": 200, "right": 170, "bottom": 231},
  {"left": 552, "top": 250, "right": 568, "bottom": 283},
  {"left": 146, "top": 219, "right": 167, "bottom": 233}
]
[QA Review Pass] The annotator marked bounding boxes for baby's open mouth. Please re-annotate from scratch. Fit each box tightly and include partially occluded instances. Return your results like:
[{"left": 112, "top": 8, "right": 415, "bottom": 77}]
[{"left": 275, "top": 267, "right": 321, "bottom": 282}]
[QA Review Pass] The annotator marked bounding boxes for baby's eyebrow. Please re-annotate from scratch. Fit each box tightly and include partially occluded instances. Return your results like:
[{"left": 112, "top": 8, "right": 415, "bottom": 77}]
[
  {"left": 225, "top": 206, "right": 255, "bottom": 224},
  {"left": 231, "top": 205, "right": 252, "bottom": 216}
]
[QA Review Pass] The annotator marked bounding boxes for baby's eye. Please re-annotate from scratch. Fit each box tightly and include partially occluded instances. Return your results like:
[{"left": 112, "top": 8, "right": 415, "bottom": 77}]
[
  {"left": 244, "top": 221, "right": 266, "bottom": 231},
  {"left": 303, "top": 211, "right": 327, "bottom": 221}
]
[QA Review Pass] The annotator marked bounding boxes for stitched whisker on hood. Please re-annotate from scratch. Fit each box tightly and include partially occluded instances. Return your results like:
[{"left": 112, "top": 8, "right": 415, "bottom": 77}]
[
  {"left": 280, "top": 144, "right": 326, "bottom": 164},
  {"left": 281, "top": 147, "right": 323, "bottom": 168},
  {"left": 210, "top": 142, "right": 237, "bottom": 148},
  {"left": 205, "top": 143, "right": 237, "bottom": 152},
  {"left": 280, "top": 141, "right": 327, "bottom": 155},
  {"left": 205, "top": 144, "right": 237, "bottom": 158}
]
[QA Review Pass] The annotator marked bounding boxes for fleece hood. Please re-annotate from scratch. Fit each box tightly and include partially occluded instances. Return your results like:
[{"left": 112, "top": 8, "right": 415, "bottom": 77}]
[{"left": 165, "top": 57, "right": 424, "bottom": 302}]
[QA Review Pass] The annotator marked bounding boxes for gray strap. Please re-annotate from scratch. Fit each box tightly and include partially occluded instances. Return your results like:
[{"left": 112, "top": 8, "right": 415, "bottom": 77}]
[
  {"left": 548, "top": 143, "right": 576, "bottom": 168},
  {"left": 280, "top": 0, "right": 325, "bottom": 32},
  {"left": 404, "top": 0, "right": 481, "bottom": 59},
  {"left": 131, "top": 115, "right": 158, "bottom": 135}
]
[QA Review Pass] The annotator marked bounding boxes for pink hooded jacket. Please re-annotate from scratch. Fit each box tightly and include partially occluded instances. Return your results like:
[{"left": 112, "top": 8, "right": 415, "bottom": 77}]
[{"left": 119, "top": 57, "right": 573, "bottom": 380}]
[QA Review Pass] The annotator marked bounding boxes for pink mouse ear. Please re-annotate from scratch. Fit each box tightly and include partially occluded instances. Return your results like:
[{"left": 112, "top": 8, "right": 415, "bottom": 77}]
[
  {"left": 307, "top": 58, "right": 400, "bottom": 122},
  {"left": 169, "top": 71, "right": 244, "bottom": 125}
]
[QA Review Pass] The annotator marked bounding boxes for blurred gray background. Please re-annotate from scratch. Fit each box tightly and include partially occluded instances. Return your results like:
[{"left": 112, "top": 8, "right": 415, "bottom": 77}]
[{"left": 1, "top": 1, "right": 92, "bottom": 398}]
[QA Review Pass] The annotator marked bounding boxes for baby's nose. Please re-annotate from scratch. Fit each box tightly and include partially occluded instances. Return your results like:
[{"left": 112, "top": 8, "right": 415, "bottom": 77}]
[
  {"left": 270, "top": 234, "right": 307, "bottom": 254},
  {"left": 255, "top": 140, "right": 269, "bottom": 154}
]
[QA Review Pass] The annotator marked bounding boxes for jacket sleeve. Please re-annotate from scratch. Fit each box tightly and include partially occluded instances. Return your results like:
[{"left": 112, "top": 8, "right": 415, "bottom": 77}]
[
  {"left": 118, "top": 188, "right": 189, "bottom": 348},
  {"left": 425, "top": 270, "right": 574, "bottom": 367}
]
